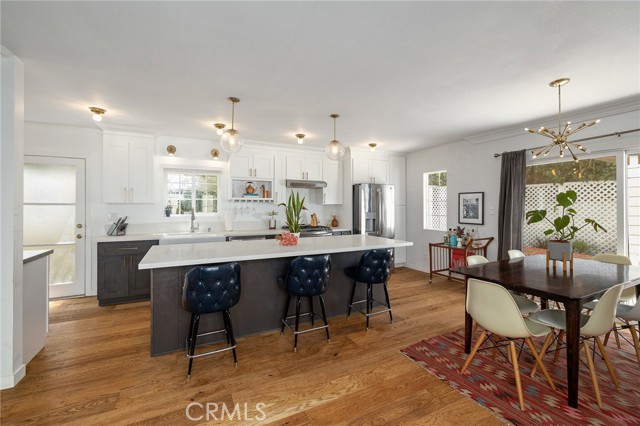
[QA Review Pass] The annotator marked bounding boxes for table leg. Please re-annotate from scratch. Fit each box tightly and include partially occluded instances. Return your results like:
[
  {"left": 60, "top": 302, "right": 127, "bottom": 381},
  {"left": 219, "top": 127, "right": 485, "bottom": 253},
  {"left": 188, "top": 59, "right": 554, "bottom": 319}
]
[
  {"left": 464, "top": 278, "right": 472, "bottom": 353},
  {"left": 564, "top": 300, "right": 581, "bottom": 408}
]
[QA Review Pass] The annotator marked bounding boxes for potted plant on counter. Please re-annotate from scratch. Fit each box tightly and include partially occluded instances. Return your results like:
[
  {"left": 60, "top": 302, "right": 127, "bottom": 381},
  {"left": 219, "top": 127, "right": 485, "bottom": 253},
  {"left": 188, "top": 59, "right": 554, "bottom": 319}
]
[
  {"left": 279, "top": 191, "right": 306, "bottom": 236},
  {"left": 267, "top": 209, "right": 278, "bottom": 230},
  {"left": 525, "top": 189, "right": 606, "bottom": 261}
]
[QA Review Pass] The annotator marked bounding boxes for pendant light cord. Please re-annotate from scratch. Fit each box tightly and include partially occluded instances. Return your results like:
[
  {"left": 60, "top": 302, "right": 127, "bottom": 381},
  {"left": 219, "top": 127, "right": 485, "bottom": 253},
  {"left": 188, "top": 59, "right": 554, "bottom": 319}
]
[
  {"left": 557, "top": 84, "right": 562, "bottom": 135},
  {"left": 231, "top": 102, "right": 235, "bottom": 130}
]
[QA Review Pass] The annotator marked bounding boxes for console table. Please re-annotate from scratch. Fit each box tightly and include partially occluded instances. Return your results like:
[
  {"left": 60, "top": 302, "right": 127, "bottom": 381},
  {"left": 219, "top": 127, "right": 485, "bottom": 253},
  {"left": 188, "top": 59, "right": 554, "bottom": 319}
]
[{"left": 428, "top": 237, "right": 493, "bottom": 283}]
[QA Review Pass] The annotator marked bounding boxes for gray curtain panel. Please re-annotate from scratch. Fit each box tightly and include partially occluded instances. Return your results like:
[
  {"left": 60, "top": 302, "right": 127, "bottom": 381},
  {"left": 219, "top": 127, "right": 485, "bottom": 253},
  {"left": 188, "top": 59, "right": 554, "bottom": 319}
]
[{"left": 497, "top": 150, "right": 526, "bottom": 260}]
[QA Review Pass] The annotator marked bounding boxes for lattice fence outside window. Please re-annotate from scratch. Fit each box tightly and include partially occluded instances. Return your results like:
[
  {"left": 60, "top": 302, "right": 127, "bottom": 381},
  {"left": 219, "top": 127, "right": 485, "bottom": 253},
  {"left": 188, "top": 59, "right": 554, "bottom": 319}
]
[{"left": 523, "top": 181, "right": 617, "bottom": 254}]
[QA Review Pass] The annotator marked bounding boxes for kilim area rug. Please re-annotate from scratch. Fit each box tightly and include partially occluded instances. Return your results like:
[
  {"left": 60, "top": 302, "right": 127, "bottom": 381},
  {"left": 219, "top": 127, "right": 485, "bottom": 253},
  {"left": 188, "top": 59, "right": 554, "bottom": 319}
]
[{"left": 401, "top": 329, "right": 640, "bottom": 426}]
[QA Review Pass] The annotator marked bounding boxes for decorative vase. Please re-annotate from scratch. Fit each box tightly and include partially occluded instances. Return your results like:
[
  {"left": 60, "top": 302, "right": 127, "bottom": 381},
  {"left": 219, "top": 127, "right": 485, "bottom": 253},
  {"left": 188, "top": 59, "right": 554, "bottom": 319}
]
[
  {"left": 164, "top": 209, "right": 171, "bottom": 217},
  {"left": 292, "top": 232, "right": 300, "bottom": 239},
  {"left": 547, "top": 240, "right": 572, "bottom": 261},
  {"left": 331, "top": 215, "right": 339, "bottom": 227},
  {"left": 450, "top": 235, "right": 458, "bottom": 247},
  {"left": 269, "top": 218, "right": 276, "bottom": 229}
]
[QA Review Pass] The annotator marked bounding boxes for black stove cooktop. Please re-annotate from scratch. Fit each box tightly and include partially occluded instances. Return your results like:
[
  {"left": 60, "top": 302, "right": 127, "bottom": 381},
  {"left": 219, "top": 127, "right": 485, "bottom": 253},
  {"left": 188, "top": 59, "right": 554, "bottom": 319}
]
[{"left": 282, "top": 225, "right": 333, "bottom": 236}]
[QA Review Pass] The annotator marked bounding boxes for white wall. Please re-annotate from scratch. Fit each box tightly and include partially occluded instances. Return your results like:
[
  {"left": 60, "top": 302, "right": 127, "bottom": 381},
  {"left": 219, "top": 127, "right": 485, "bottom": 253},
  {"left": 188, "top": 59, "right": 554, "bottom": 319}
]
[
  {"left": 405, "top": 98, "right": 640, "bottom": 272},
  {"left": 1, "top": 49, "right": 25, "bottom": 389}
]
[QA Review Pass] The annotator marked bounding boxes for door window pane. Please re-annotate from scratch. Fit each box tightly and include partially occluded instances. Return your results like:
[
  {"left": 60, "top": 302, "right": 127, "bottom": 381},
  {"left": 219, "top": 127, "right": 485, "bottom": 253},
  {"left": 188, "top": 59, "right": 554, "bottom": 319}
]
[{"left": 23, "top": 164, "right": 75, "bottom": 204}]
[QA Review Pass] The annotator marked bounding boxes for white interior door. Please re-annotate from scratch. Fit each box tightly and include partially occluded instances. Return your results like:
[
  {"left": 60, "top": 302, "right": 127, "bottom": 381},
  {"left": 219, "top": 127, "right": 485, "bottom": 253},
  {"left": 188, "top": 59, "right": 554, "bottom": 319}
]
[{"left": 23, "top": 156, "right": 86, "bottom": 298}]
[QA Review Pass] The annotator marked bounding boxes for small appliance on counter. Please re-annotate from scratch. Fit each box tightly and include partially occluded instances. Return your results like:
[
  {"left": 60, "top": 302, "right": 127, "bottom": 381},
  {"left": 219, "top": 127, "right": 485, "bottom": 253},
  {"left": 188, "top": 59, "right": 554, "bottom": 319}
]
[{"left": 107, "top": 216, "right": 128, "bottom": 236}]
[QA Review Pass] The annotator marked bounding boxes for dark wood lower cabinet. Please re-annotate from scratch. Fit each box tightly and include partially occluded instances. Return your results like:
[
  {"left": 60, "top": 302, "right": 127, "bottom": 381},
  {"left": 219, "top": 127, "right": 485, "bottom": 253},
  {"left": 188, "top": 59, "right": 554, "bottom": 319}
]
[{"left": 97, "top": 240, "right": 158, "bottom": 306}]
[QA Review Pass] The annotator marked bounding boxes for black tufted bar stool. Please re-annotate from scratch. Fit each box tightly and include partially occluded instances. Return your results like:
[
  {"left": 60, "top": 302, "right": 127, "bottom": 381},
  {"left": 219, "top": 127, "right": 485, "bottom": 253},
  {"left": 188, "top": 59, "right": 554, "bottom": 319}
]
[
  {"left": 345, "top": 249, "right": 393, "bottom": 330},
  {"left": 279, "top": 255, "right": 332, "bottom": 352},
  {"left": 182, "top": 263, "right": 241, "bottom": 378}
]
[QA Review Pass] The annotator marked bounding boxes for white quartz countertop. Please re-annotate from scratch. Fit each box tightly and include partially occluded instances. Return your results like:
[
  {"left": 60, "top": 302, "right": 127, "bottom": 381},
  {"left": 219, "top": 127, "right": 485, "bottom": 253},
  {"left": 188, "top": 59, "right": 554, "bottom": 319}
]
[
  {"left": 23, "top": 249, "right": 54, "bottom": 264},
  {"left": 139, "top": 234, "right": 412, "bottom": 270},
  {"left": 94, "top": 227, "right": 353, "bottom": 243}
]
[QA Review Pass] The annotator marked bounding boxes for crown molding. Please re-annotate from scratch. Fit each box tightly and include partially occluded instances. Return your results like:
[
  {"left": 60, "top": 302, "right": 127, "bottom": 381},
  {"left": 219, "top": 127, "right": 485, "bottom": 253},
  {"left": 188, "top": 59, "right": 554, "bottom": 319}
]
[{"left": 467, "top": 95, "right": 640, "bottom": 145}]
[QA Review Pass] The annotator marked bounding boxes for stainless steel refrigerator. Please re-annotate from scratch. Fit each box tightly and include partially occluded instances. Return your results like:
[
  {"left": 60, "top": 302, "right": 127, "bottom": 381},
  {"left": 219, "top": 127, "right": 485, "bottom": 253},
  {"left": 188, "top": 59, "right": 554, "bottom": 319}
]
[{"left": 353, "top": 184, "right": 395, "bottom": 238}]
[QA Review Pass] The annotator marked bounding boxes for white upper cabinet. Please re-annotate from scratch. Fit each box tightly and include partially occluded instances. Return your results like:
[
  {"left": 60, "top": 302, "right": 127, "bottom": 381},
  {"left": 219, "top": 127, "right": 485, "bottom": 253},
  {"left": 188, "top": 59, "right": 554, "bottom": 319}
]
[
  {"left": 352, "top": 158, "right": 389, "bottom": 184},
  {"left": 389, "top": 156, "right": 406, "bottom": 205},
  {"left": 286, "top": 156, "right": 322, "bottom": 180},
  {"left": 103, "top": 132, "right": 154, "bottom": 203},
  {"left": 230, "top": 151, "right": 274, "bottom": 179},
  {"left": 322, "top": 160, "right": 343, "bottom": 205}
]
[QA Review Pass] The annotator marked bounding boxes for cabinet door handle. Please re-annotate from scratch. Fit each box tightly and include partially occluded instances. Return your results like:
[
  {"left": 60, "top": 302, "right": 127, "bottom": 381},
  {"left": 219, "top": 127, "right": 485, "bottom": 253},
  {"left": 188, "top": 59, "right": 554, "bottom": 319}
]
[
  {"left": 123, "top": 256, "right": 126, "bottom": 268},
  {"left": 254, "top": 168, "right": 257, "bottom": 177},
  {"left": 119, "top": 247, "right": 139, "bottom": 250},
  {"left": 129, "top": 187, "right": 134, "bottom": 202},
  {"left": 323, "top": 193, "right": 326, "bottom": 203},
  {"left": 123, "top": 187, "right": 128, "bottom": 202}
]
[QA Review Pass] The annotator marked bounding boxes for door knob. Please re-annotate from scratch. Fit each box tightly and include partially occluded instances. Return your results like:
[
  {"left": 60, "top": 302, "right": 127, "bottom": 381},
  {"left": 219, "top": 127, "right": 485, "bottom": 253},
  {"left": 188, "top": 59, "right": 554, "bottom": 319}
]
[
  {"left": 76, "top": 223, "right": 83, "bottom": 229},
  {"left": 76, "top": 234, "right": 83, "bottom": 239}
]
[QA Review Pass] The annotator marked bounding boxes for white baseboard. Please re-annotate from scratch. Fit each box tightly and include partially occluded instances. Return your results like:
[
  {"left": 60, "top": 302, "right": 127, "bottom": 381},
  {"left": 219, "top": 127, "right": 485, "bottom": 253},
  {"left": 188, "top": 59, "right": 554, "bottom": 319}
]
[
  {"left": 1, "top": 363, "right": 25, "bottom": 390},
  {"left": 405, "top": 262, "right": 428, "bottom": 273}
]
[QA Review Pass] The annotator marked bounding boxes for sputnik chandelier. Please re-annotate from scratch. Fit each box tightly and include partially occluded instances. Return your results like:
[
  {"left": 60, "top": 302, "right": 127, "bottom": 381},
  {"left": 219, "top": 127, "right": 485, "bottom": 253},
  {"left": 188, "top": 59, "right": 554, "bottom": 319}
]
[{"left": 525, "top": 78, "right": 599, "bottom": 162}]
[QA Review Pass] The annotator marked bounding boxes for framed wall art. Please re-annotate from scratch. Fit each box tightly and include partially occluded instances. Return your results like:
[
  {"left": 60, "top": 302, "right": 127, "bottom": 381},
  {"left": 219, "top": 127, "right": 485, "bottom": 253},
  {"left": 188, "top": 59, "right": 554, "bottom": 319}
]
[{"left": 458, "top": 192, "right": 484, "bottom": 225}]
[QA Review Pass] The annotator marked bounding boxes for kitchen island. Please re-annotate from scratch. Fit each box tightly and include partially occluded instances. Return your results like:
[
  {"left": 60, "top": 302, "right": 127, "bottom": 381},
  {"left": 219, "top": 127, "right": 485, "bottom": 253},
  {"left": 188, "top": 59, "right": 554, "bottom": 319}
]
[{"left": 139, "top": 234, "right": 412, "bottom": 356}]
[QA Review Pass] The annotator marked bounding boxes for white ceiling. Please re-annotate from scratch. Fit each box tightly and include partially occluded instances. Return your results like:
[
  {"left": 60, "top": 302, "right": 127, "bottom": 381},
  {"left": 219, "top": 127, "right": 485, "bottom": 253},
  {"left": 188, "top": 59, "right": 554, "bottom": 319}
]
[{"left": 2, "top": 1, "right": 639, "bottom": 153}]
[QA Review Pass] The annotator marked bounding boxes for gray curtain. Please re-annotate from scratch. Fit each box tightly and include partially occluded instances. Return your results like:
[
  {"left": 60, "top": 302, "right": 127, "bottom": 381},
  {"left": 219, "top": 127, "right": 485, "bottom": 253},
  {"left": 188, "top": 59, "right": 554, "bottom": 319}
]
[{"left": 497, "top": 150, "right": 526, "bottom": 260}]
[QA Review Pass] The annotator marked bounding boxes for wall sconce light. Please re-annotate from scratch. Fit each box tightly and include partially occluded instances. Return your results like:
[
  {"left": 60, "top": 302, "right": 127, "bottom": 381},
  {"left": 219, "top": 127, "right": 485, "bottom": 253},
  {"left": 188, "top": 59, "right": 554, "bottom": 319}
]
[
  {"left": 295, "top": 133, "right": 305, "bottom": 144},
  {"left": 368, "top": 143, "right": 377, "bottom": 152},
  {"left": 166, "top": 145, "right": 176, "bottom": 156},
  {"left": 89, "top": 107, "right": 106, "bottom": 122},
  {"left": 214, "top": 123, "right": 226, "bottom": 136},
  {"left": 211, "top": 149, "right": 220, "bottom": 160}
]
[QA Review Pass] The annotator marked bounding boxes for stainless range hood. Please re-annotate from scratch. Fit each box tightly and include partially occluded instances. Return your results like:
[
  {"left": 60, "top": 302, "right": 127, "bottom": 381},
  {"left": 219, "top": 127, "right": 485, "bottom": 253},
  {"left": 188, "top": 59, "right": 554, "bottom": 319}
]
[{"left": 286, "top": 179, "right": 327, "bottom": 189}]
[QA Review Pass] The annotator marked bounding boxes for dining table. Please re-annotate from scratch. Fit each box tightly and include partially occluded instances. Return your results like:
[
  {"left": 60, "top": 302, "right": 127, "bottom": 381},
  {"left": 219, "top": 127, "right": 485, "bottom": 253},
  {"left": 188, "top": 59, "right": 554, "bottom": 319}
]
[{"left": 452, "top": 255, "right": 640, "bottom": 408}]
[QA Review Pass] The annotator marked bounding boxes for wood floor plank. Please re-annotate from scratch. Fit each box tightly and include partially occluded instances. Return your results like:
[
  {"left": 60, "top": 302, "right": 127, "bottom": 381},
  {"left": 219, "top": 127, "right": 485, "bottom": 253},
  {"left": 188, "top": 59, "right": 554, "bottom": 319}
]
[{"left": 0, "top": 268, "right": 502, "bottom": 425}]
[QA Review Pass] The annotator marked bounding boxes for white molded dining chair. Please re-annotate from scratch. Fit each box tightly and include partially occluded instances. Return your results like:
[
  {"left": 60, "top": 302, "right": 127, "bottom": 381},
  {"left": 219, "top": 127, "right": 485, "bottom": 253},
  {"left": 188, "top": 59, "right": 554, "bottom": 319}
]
[
  {"left": 465, "top": 255, "right": 538, "bottom": 315},
  {"left": 529, "top": 283, "right": 625, "bottom": 408},
  {"left": 617, "top": 298, "right": 640, "bottom": 367},
  {"left": 508, "top": 249, "right": 526, "bottom": 259},
  {"left": 460, "top": 278, "right": 556, "bottom": 411},
  {"left": 582, "top": 254, "right": 635, "bottom": 349}
]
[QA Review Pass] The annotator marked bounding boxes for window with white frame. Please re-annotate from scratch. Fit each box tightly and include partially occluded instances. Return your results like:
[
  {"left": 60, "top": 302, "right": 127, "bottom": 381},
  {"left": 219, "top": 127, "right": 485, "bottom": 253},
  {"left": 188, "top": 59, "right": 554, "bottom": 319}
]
[
  {"left": 165, "top": 170, "right": 219, "bottom": 216},
  {"left": 423, "top": 170, "right": 447, "bottom": 231}
]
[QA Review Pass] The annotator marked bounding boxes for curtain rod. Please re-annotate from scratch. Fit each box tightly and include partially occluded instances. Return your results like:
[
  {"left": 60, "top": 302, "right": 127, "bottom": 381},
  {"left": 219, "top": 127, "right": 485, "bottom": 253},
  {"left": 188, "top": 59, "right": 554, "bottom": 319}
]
[{"left": 493, "top": 128, "right": 640, "bottom": 158}]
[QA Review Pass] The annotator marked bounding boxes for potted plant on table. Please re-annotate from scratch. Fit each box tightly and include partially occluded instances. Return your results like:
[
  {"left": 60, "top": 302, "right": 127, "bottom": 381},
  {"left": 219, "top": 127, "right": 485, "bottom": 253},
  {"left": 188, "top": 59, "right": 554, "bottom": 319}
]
[
  {"left": 279, "top": 191, "right": 306, "bottom": 238},
  {"left": 525, "top": 189, "right": 606, "bottom": 261}
]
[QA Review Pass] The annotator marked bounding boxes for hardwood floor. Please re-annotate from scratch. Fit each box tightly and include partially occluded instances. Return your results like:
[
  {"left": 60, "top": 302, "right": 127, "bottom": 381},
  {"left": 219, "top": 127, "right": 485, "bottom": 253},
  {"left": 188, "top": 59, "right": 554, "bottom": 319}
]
[{"left": 1, "top": 268, "right": 501, "bottom": 425}]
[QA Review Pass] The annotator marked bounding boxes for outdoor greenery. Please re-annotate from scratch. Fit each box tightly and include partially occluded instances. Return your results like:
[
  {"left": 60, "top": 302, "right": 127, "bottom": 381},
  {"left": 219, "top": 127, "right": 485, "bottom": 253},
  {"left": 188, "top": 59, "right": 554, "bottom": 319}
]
[
  {"left": 428, "top": 171, "right": 447, "bottom": 186},
  {"left": 526, "top": 157, "right": 616, "bottom": 185},
  {"left": 525, "top": 189, "right": 607, "bottom": 241}
]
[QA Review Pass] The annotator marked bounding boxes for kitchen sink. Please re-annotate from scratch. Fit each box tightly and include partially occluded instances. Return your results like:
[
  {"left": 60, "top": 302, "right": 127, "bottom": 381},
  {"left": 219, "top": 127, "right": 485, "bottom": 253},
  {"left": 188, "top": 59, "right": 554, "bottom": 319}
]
[{"left": 159, "top": 232, "right": 226, "bottom": 245}]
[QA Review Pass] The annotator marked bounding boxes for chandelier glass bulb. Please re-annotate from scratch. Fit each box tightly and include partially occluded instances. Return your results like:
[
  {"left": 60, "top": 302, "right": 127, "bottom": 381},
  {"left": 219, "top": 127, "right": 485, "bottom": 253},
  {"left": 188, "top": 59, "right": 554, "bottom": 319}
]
[
  {"left": 525, "top": 78, "right": 598, "bottom": 162},
  {"left": 325, "top": 114, "right": 345, "bottom": 160},
  {"left": 220, "top": 129, "right": 243, "bottom": 153},
  {"left": 220, "top": 97, "right": 243, "bottom": 153}
]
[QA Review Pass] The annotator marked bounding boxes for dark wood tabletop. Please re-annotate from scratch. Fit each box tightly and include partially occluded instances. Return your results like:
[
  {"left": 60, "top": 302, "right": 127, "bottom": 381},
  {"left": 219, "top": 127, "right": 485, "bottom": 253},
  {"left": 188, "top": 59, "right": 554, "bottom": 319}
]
[{"left": 452, "top": 255, "right": 640, "bottom": 305}]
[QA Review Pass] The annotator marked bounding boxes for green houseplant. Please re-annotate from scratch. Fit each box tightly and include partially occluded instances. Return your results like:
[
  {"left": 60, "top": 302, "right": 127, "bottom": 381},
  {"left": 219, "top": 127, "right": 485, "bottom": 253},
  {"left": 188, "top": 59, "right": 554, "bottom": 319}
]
[
  {"left": 279, "top": 192, "right": 306, "bottom": 233},
  {"left": 525, "top": 189, "right": 606, "bottom": 260}
]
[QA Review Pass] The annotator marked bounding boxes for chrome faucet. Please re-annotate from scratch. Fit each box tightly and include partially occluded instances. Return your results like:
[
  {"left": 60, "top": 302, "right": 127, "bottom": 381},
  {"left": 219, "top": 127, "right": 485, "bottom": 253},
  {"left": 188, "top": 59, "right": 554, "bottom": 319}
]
[{"left": 190, "top": 208, "right": 199, "bottom": 233}]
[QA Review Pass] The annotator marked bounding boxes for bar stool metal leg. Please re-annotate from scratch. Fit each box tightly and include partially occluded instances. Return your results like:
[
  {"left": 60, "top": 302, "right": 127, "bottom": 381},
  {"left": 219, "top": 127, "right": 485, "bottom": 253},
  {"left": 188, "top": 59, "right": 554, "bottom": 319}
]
[
  {"left": 309, "top": 296, "right": 315, "bottom": 327},
  {"left": 281, "top": 294, "right": 291, "bottom": 334},
  {"left": 319, "top": 295, "right": 330, "bottom": 342},
  {"left": 223, "top": 310, "right": 238, "bottom": 368},
  {"left": 366, "top": 284, "right": 372, "bottom": 330},
  {"left": 294, "top": 296, "right": 302, "bottom": 352},
  {"left": 383, "top": 282, "right": 393, "bottom": 323},
  {"left": 187, "top": 313, "right": 201, "bottom": 379},
  {"left": 347, "top": 280, "right": 357, "bottom": 316}
]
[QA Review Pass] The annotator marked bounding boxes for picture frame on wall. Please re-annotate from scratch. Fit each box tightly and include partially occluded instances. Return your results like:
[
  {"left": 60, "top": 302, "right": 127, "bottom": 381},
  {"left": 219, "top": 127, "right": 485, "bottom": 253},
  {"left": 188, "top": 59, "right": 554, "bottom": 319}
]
[{"left": 458, "top": 192, "right": 484, "bottom": 225}]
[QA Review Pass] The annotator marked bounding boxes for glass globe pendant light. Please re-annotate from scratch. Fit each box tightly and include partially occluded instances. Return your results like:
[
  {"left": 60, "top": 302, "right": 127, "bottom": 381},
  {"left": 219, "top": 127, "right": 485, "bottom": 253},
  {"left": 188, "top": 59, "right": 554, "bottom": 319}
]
[
  {"left": 325, "top": 114, "right": 345, "bottom": 160},
  {"left": 220, "top": 97, "right": 244, "bottom": 153}
]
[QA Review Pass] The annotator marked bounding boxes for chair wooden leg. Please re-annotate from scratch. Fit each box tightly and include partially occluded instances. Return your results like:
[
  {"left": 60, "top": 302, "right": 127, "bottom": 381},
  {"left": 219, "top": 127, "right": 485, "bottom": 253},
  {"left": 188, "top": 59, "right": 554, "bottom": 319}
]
[
  {"left": 525, "top": 337, "right": 555, "bottom": 390},
  {"left": 595, "top": 335, "right": 619, "bottom": 389},
  {"left": 613, "top": 325, "right": 621, "bottom": 349},
  {"left": 603, "top": 329, "right": 612, "bottom": 346},
  {"left": 531, "top": 331, "right": 555, "bottom": 377},
  {"left": 460, "top": 331, "right": 486, "bottom": 374},
  {"left": 509, "top": 340, "right": 525, "bottom": 411},
  {"left": 583, "top": 339, "right": 602, "bottom": 409},
  {"left": 627, "top": 320, "right": 640, "bottom": 368},
  {"left": 553, "top": 330, "right": 565, "bottom": 364}
]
